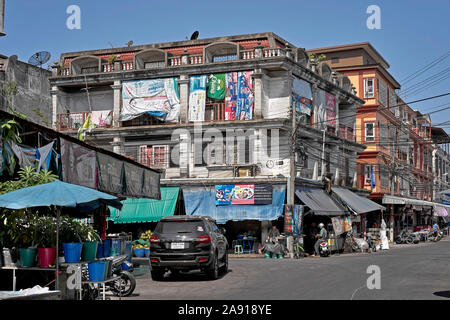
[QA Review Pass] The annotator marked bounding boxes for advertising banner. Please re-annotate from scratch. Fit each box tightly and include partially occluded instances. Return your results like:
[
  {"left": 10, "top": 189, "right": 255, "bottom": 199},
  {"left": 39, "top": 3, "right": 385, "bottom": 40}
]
[
  {"left": 207, "top": 73, "right": 225, "bottom": 100},
  {"left": 215, "top": 184, "right": 272, "bottom": 205},
  {"left": 325, "top": 92, "right": 336, "bottom": 128},
  {"left": 120, "top": 78, "right": 180, "bottom": 122},
  {"left": 188, "top": 75, "right": 207, "bottom": 121},
  {"left": 225, "top": 71, "right": 254, "bottom": 120}
]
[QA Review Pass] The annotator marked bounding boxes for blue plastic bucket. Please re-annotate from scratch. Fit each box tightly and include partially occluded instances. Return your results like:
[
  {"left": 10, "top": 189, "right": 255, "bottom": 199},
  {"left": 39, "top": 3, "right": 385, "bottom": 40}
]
[
  {"left": 88, "top": 261, "right": 107, "bottom": 282},
  {"left": 103, "top": 240, "right": 111, "bottom": 256},
  {"left": 97, "top": 243, "right": 104, "bottom": 259},
  {"left": 62, "top": 242, "right": 83, "bottom": 263},
  {"left": 111, "top": 239, "right": 122, "bottom": 256},
  {"left": 134, "top": 248, "right": 145, "bottom": 257},
  {"left": 125, "top": 241, "right": 132, "bottom": 257},
  {"left": 144, "top": 248, "right": 150, "bottom": 258}
]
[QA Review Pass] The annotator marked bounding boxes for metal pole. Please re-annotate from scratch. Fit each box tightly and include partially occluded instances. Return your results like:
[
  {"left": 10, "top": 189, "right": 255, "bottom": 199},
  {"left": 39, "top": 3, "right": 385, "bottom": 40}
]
[
  {"left": 0, "top": 0, "right": 5, "bottom": 37},
  {"left": 56, "top": 206, "right": 60, "bottom": 291},
  {"left": 321, "top": 129, "right": 326, "bottom": 178}
]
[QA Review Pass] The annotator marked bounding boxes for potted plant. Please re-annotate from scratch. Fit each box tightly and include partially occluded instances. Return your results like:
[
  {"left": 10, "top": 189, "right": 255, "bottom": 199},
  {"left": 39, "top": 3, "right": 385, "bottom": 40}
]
[
  {"left": 36, "top": 216, "right": 57, "bottom": 268},
  {"left": 79, "top": 222, "right": 101, "bottom": 262},
  {"left": 59, "top": 216, "right": 83, "bottom": 263}
]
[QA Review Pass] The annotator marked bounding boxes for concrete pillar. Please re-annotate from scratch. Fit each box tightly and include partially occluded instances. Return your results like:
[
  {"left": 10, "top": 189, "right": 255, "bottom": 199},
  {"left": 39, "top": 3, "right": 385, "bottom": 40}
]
[
  {"left": 111, "top": 80, "right": 122, "bottom": 128},
  {"left": 252, "top": 70, "right": 264, "bottom": 119},
  {"left": 111, "top": 136, "right": 124, "bottom": 155},
  {"left": 50, "top": 86, "right": 59, "bottom": 130},
  {"left": 179, "top": 75, "right": 189, "bottom": 123}
]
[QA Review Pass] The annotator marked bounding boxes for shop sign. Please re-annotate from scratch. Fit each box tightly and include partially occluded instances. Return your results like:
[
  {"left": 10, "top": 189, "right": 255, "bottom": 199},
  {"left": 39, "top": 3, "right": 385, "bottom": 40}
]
[{"left": 215, "top": 184, "right": 272, "bottom": 205}]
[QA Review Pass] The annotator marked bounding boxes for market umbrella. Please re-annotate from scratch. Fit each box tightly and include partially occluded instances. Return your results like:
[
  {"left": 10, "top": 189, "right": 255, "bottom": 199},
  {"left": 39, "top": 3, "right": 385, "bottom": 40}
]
[{"left": 0, "top": 179, "right": 123, "bottom": 290}]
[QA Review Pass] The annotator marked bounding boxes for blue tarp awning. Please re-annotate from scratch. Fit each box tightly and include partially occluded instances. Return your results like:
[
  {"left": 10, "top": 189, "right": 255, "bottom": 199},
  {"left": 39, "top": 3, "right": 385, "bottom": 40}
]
[{"left": 182, "top": 185, "right": 286, "bottom": 224}]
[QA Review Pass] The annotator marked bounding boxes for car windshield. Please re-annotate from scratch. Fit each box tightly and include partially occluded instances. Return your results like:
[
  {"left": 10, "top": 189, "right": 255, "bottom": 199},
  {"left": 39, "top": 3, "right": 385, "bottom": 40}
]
[{"left": 157, "top": 220, "right": 206, "bottom": 234}]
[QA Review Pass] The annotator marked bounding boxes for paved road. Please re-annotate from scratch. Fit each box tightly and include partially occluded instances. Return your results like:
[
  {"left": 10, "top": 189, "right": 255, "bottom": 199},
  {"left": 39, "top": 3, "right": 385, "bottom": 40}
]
[{"left": 124, "top": 239, "right": 450, "bottom": 300}]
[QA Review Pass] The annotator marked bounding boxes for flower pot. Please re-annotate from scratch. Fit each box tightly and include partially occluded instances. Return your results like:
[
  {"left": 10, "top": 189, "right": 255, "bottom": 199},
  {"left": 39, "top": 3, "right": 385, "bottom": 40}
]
[
  {"left": 103, "top": 240, "right": 111, "bottom": 257},
  {"left": 81, "top": 241, "right": 98, "bottom": 262},
  {"left": 97, "top": 243, "right": 104, "bottom": 259},
  {"left": 62, "top": 242, "right": 83, "bottom": 263},
  {"left": 88, "top": 261, "right": 107, "bottom": 282},
  {"left": 37, "top": 248, "right": 56, "bottom": 268},
  {"left": 20, "top": 248, "right": 37, "bottom": 267}
]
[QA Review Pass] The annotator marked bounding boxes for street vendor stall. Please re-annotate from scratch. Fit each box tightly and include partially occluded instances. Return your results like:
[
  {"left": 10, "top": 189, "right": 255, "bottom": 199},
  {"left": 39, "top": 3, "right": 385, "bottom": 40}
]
[{"left": 0, "top": 180, "right": 122, "bottom": 299}]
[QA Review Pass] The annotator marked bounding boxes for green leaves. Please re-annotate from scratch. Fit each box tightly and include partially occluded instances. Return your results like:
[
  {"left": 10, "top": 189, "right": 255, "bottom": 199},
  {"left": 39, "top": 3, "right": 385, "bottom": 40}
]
[{"left": 0, "top": 166, "right": 58, "bottom": 195}]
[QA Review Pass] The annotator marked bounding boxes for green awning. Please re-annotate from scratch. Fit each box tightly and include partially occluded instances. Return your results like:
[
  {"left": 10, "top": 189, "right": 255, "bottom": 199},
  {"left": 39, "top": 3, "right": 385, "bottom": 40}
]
[{"left": 108, "top": 187, "right": 179, "bottom": 224}]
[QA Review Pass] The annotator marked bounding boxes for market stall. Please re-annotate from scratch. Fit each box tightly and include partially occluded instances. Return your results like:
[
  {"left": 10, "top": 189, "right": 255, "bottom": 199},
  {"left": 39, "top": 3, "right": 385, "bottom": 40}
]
[{"left": 0, "top": 180, "right": 122, "bottom": 299}]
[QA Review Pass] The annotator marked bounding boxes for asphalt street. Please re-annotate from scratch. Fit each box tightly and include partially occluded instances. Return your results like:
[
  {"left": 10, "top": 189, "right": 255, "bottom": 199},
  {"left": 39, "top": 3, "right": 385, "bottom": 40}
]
[{"left": 123, "top": 239, "right": 450, "bottom": 300}]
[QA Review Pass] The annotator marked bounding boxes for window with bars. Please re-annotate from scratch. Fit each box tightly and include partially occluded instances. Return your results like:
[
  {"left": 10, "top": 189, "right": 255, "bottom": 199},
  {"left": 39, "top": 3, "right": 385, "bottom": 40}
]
[
  {"left": 138, "top": 145, "right": 169, "bottom": 168},
  {"left": 364, "top": 78, "right": 374, "bottom": 98}
]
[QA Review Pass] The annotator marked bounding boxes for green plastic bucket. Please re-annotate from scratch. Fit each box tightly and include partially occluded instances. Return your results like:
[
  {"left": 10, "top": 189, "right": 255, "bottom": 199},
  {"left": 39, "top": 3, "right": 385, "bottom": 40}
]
[
  {"left": 82, "top": 241, "right": 98, "bottom": 262},
  {"left": 20, "top": 248, "right": 37, "bottom": 267}
]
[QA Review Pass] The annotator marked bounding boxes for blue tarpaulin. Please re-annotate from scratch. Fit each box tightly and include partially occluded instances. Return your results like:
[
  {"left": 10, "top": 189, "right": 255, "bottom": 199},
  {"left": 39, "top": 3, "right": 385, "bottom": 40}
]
[{"left": 182, "top": 185, "right": 286, "bottom": 224}]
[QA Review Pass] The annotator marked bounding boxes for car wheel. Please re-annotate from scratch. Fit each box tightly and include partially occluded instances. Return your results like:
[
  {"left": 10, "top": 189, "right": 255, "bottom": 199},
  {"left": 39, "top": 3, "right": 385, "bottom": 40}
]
[
  {"left": 220, "top": 251, "right": 228, "bottom": 274},
  {"left": 151, "top": 268, "right": 165, "bottom": 281},
  {"left": 206, "top": 253, "right": 219, "bottom": 280}
]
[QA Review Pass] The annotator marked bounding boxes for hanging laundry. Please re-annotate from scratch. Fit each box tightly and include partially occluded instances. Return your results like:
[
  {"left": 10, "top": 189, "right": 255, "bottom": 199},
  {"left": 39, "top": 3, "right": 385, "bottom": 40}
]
[
  {"left": 36, "top": 141, "right": 55, "bottom": 172},
  {"left": 10, "top": 141, "right": 37, "bottom": 168},
  {"left": 90, "top": 110, "right": 112, "bottom": 127},
  {"left": 77, "top": 114, "right": 95, "bottom": 141}
]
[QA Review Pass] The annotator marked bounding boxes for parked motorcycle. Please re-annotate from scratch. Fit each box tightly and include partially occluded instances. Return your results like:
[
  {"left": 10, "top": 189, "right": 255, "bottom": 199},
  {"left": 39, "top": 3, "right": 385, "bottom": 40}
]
[
  {"left": 81, "top": 254, "right": 136, "bottom": 300},
  {"left": 395, "top": 229, "right": 415, "bottom": 244},
  {"left": 430, "top": 230, "right": 443, "bottom": 242},
  {"left": 318, "top": 240, "right": 330, "bottom": 257}
]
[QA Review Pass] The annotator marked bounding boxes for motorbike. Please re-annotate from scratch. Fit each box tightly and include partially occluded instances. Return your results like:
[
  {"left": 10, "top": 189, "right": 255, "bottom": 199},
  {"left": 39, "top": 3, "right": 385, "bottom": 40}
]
[
  {"left": 318, "top": 240, "right": 330, "bottom": 257},
  {"left": 395, "top": 229, "right": 415, "bottom": 244},
  {"left": 366, "top": 236, "right": 377, "bottom": 253},
  {"left": 429, "top": 230, "right": 443, "bottom": 242},
  {"left": 81, "top": 254, "right": 136, "bottom": 300}
]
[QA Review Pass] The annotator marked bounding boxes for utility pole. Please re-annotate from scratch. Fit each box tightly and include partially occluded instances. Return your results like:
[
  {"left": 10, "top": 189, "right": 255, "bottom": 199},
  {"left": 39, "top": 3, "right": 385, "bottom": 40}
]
[
  {"left": 321, "top": 129, "right": 326, "bottom": 178},
  {"left": 0, "top": 0, "right": 5, "bottom": 37}
]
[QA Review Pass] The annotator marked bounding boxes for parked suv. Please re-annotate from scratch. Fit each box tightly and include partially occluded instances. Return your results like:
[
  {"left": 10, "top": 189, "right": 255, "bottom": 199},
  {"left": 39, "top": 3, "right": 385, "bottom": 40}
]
[{"left": 149, "top": 215, "right": 228, "bottom": 280}]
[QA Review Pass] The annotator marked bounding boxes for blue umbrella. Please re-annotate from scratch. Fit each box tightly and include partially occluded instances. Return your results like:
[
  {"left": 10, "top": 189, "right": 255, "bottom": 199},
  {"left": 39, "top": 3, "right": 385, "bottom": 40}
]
[
  {"left": 0, "top": 179, "right": 122, "bottom": 211},
  {"left": 0, "top": 180, "right": 123, "bottom": 290}
]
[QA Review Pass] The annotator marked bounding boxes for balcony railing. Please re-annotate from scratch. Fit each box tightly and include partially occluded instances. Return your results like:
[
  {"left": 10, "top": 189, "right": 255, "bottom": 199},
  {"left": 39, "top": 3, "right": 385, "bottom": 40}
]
[
  {"left": 338, "top": 125, "right": 355, "bottom": 142},
  {"left": 58, "top": 46, "right": 288, "bottom": 76},
  {"left": 58, "top": 111, "right": 113, "bottom": 131}
]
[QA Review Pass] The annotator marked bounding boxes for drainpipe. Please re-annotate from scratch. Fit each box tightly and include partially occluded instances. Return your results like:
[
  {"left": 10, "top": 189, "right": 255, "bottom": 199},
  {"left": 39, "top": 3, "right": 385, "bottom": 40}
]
[{"left": 0, "top": 0, "right": 5, "bottom": 37}]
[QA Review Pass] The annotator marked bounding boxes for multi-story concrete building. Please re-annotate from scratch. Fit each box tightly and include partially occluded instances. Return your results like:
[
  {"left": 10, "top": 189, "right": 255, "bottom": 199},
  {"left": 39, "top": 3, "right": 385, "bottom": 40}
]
[
  {"left": 308, "top": 42, "right": 448, "bottom": 236},
  {"left": 49, "top": 32, "right": 376, "bottom": 244}
]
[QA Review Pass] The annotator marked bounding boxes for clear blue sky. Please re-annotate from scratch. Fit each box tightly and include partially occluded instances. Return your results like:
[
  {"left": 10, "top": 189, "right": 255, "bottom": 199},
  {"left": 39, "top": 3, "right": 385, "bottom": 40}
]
[{"left": 1, "top": 0, "right": 449, "bottom": 130}]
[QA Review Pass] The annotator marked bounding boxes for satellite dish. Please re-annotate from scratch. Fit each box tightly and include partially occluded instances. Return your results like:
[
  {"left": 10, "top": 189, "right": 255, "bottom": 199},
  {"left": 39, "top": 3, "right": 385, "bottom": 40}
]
[
  {"left": 190, "top": 31, "right": 199, "bottom": 40},
  {"left": 28, "top": 51, "right": 51, "bottom": 68},
  {"left": 126, "top": 40, "right": 133, "bottom": 47}
]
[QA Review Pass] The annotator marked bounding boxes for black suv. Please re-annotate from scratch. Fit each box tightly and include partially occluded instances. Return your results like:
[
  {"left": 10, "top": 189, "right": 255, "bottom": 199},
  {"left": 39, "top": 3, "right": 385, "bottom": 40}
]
[{"left": 149, "top": 215, "right": 228, "bottom": 280}]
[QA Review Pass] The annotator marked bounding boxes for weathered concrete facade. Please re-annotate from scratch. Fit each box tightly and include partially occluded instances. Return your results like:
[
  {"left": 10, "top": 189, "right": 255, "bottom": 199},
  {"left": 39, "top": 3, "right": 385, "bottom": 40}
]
[
  {"left": 0, "top": 54, "right": 52, "bottom": 126},
  {"left": 49, "top": 32, "right": 368, "bottom": 223}
]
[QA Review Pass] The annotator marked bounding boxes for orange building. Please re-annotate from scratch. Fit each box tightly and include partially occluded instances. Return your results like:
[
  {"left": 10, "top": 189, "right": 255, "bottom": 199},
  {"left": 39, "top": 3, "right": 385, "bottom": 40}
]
[{"left": 308, "top": 43, "right": 435, "bottom": 235}]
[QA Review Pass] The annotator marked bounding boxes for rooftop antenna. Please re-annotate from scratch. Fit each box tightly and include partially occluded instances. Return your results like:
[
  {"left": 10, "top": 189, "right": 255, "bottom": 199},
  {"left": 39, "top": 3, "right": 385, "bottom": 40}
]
[
  {"left": 28, "top": 51, "right": 51, "bottom": 68},
  {"left": 107, "top": 42, "right": 114, "bottom": 48},
  {"left": 190, "top": 31, "right": 199, "bottom": 40}
]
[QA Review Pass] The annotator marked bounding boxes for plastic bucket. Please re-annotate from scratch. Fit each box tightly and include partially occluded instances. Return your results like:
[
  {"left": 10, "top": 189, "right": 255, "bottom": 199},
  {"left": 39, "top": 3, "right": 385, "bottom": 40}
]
[
  {"left": 134, "top": 248, "right": 145, "bottom": 257},
  {"left": 20, "top": 248, "right": 37, "bottom": 267},
  {"left": 264, "top": 253, "right": 271, "bottom": 259},
  {"left": 62, "top": 242, "right": 83, "bottom": 263},
  {"left": 82, "top": 241, "right": 98, "bottom": 262},
  {"left": 144, "top": 248, "right": 150, "bottom": 258},
  {"left": 88, "top": 261, "right": 107, "bottom": 282},
  {"left": 37, "top": 248, "right": 56, "bottom": 268},
  {"left": 103, "top": 240, "right": 111, "bottom": 257},
  {"left": 125, "top": 241, "right": 132, "bottom": 257},
  {"left": 111, "top": 239, "right": 122, "bottom": 256},
  {"left": 97, "top": 243, "right": 104, "bottom": 259}
]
